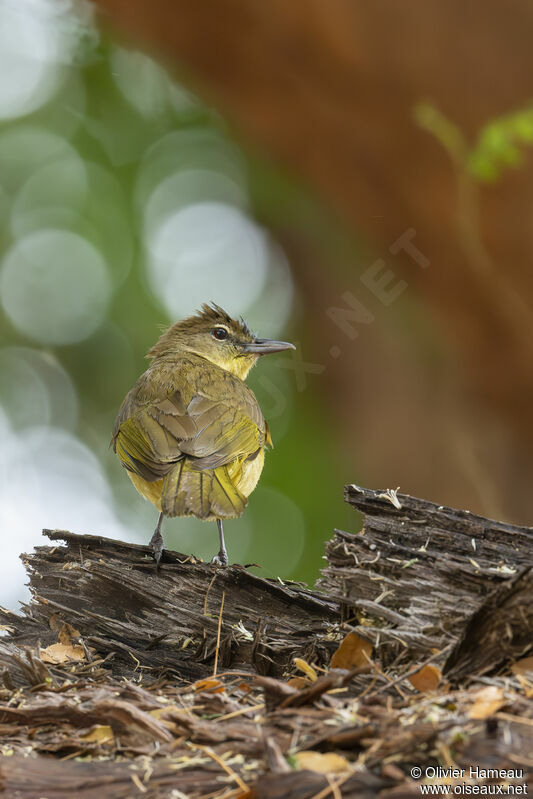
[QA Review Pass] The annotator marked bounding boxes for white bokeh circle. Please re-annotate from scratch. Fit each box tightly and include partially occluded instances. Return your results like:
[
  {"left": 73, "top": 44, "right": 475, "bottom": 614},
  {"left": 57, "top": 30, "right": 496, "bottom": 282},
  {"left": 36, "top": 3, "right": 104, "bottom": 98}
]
[
  {"left": 0, "top": 0, "right": 64, "bottom": 119},
  {"left": 135, "top": 128, "right": 246, "bottom": 216},
  {"left": 0, "top": 228, "right": 112, "bottom": 345},
  {"left": 0, "top": 426, "right": 130, "bottom": 609},
  {"left": 0, "top": 346, "right": 78, "bottom": 430},
  {"left": 111, "top": 47, "right": 196, "bottom": 119},
  {"left": 143, "top": 169, "right": 247, "bottom": 243},
  {"left": 146, "top": 201, "right": 269, "bottom": 318},
  {"left": 0, "top": 127, "right": 77, "bottom": 191}
]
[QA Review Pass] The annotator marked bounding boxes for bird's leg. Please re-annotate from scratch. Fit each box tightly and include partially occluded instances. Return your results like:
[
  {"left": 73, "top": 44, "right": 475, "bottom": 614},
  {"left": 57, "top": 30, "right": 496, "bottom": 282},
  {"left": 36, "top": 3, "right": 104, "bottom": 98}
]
[
  {"left": 149, "top": 511, "right": 165, "bottom": 569},
  {"left": 211, "top": 518, "right": 228, "bottom": 567}
]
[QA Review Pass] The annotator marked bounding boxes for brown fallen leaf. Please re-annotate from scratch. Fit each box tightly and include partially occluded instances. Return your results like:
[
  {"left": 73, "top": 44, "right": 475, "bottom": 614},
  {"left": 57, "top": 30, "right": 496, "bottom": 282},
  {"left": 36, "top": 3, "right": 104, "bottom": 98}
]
[
  {"left": 40, "top": 642, "right": 86, "bottom": 664},
  {"left": 48, "top": 613, "right": 62, "bottom": 632},
  {"left": 193, "top": 678, "right": 225, "bottom": 694},
  {"left": 511, "top": 656, "right": 533, "bottom": 677},
  {"left": 408, "top": 664, "right": 442, "bottom": 692},
  {"left": 40, "top": 620, "right": 88, "bottom": 664},
  {"left": 293, "top": 750, "right": 350, "bottom": 774},
  {"left": 468, "top": 686, "right": 506, "bottom": 719},
  {"left": 330, "top": 632, "right": 373, "bottom": 670},
  {"left": 58, "top": 622, "right": 81, "bottom": 646}
]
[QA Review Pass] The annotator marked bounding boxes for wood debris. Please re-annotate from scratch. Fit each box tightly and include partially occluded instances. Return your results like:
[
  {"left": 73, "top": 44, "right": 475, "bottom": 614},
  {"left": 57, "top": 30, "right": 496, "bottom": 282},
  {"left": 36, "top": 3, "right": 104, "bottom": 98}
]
[{"left": 0, "top": 485, "right": 531, "bottom": 797}]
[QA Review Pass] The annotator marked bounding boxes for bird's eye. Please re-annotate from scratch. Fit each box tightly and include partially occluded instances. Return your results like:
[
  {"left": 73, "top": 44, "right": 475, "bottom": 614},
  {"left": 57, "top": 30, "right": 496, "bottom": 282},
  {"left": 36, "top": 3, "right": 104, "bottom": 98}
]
[{"left": 212, "top": 327, "right": 229, "bottom": 341}]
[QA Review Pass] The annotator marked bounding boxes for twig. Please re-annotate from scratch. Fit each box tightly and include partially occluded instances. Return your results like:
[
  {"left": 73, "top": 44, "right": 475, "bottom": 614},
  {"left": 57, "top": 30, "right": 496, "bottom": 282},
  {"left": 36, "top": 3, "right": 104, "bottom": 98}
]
[
  {"left": 309, "top": 771, "right": 352, "bottom": 799},
  {"left": 214, "top": 702, "right": 265, "bottom": 723},
  {"left": 325, "top": 774, "right": 342, "bottom": 799},
  {"left": 188, "top": 742, "right": 248, "bottom": 793},
  {"left": 203, "top": 573, "right": 218, "bottom": 616},
  {"left": 213, "top": 590, "right": 226, "bottom": 677}
]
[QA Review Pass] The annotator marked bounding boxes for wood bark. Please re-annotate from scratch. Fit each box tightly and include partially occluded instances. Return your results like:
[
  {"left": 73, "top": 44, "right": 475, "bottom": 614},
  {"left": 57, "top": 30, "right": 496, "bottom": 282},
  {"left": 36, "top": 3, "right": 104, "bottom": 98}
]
[
  {"left": 9, "top": 529, "right": 338, "bottom": 683},
  {"left": 0, "top": 486, "right": 532, "bottom": 797},
  {"left": 319, "top": 484, "right": 533, "bottom": 667}
]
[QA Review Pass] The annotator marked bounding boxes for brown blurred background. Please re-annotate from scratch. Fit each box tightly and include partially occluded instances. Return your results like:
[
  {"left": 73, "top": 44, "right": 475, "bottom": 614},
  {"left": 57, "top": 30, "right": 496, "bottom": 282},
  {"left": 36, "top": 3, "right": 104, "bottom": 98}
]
[{"left": 95, "top": 0, "right": 533, "bottom": 520}]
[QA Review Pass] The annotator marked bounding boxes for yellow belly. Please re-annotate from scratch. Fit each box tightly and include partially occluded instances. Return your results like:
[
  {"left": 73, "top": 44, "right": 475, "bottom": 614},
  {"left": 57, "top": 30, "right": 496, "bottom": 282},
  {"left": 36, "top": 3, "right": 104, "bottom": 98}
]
[
  {"left": 231, "top": 448, "right": 265, "bottom": 497},
  {"left": 128, "top": 449, "right": 265, "bottom": 518},
  {"left": 129, "top": 473, "right": 164, "bottom": 511}
]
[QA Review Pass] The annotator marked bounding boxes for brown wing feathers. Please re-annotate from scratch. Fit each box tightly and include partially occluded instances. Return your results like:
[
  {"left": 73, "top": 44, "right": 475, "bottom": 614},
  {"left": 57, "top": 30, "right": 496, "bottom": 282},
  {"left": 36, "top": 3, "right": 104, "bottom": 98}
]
[{"left": 113, "top": 356, "right": 265, "bottom": 519}]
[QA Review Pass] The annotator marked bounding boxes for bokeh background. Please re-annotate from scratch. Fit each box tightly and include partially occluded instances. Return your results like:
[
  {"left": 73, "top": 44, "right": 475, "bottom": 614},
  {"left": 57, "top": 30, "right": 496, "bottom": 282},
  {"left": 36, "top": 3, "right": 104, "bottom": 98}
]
[{"left": 2, "top": 0, "right": 533, "bottom": 608}]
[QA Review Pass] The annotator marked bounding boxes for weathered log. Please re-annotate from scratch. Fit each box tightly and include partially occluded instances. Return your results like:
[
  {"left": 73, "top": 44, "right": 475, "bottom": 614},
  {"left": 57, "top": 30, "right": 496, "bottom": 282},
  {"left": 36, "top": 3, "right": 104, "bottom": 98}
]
[
  {"left": 445, "top": 566, "right": 533, "bottom": 680},
  {"left": 4, "top": 529, "right": 339, "bottom": 683},
  {"left": 318, "top": 484, "right": 533, "bottom": 665},
  {"left": 0, "top": 754, "right": 245, "bottom": 799},
  {"left": 0, "top": 486, "right": 532, "bottom": 798}
]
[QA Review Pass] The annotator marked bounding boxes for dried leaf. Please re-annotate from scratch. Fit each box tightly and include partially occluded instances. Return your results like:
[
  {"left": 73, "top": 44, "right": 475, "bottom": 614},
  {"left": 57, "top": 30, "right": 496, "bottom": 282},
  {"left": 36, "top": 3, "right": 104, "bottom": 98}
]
[
  {"left": 330, "top": 632, "right": 372, "bottom": 670},
  {"left": 511, "top": 656, "right": 533, "bottom": 677},
  {"left": 468, "top": 686, "right": 506, "bottom": 719},
  {"left": 408, "top": 664, "right": 442, "bottom": 692},
  {"left": 40, "top": 642, "right": 86, "bottom": 664},
  {"left": 293, "top": 750, "right": 350, "bottom": 774},
  {"left": 58, "top": 623, "right": 81, "bottom": 646},
  {"left": 79, "top": 725, "right": 114, "bottom": 745},
  {"left": 193, "top": 678, "right": 224, "bottom": 694},
  {"left": 48, "top": 613, "right": 62, "bottom": 632},
  {"left": 293, "top": 657, "right": 318, "bottom": 681}
]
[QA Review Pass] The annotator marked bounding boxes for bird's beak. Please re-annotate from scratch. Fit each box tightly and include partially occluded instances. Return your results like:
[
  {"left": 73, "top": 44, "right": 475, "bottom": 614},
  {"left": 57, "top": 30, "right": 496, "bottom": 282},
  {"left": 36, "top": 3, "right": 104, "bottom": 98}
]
[{"left": 242, "top": 338, "right": 296, "bottom": 355}]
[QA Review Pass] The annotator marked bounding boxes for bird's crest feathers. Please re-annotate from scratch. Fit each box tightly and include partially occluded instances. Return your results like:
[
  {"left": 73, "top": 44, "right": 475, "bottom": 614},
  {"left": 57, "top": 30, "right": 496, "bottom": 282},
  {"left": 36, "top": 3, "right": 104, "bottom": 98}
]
[{"left": 147, "top": 303, "right": 254, "bottom": 361}]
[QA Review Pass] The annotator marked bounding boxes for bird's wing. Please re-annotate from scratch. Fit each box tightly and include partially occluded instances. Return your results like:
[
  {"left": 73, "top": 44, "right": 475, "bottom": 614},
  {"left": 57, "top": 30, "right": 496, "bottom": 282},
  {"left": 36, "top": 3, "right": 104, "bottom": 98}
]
[
  {"left": 113, "top": 361, "right": 267, "bottom": 483},
  {"left": 113, "top": 389, "right": 196, "bottom": 481},
  {"left": 178, "top": 393, "right": 265, "bottom": 470}
]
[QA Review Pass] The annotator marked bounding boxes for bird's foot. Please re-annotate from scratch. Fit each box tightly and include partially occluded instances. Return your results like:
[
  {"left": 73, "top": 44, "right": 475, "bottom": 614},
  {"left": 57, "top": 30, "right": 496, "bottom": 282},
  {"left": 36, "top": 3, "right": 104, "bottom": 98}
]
[
  {"left": 149, "top": 528, "right": 165, "bottom": 570},
  {"left": 211, "top": 549, "right": 229, "bottom": 567}
]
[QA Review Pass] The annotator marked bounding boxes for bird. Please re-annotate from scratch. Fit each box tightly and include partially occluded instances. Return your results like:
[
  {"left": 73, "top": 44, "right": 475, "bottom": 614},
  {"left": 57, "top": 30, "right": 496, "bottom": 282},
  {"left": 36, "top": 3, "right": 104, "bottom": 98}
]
[{"left": 112, "top": 303, "right": 295, "bottom": 567}]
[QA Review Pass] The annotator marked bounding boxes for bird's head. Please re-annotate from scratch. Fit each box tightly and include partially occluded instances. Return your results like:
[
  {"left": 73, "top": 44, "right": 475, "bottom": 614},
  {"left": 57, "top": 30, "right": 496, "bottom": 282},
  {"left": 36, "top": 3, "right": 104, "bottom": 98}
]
[{"left": 147, "top": 303, "right": 295, "bottom": 380}]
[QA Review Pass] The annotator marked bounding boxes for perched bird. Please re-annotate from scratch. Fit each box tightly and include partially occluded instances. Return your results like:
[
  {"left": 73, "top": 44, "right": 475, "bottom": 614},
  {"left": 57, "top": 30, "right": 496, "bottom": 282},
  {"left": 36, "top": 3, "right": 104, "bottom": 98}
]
[{"left": 112, "top": 303, "right": 294, "bottom": 566}]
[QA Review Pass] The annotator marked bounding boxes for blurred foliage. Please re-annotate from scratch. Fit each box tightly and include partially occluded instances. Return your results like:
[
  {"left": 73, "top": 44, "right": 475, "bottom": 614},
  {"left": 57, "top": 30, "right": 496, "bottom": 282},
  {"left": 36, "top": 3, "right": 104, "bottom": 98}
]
[
  {"left": 415, "top": 99, "right": 533, "bottom": 381},
  {"left": 0, "top": 5, "right": 353, "bottom": 607},
  {"left": 415, "top": 101, "right": 533, "bottom": 182}
]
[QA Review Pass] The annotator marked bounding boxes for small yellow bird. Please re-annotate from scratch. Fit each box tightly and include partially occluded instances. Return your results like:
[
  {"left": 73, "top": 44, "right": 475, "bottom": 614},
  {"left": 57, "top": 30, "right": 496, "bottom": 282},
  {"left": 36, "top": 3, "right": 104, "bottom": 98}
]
[{"left": 112, "top": 303, "right": 294, "bottom": 566}]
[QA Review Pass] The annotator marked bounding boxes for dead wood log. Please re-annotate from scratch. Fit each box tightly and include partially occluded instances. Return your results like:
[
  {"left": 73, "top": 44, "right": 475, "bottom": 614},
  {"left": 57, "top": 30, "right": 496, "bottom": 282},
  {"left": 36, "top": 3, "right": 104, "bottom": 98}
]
[
  {"left": 445, "top": 566, "right": 533, "bottom": 681},
  {"left": 0, "top": 754, "right": 239, "bottom": 799},
  {"left": 2, "top": 484, "right": 532, "bottom": 686},
  {"left": 3, "top": 529, "right": 339, "bottom": 683},
  {"left": 0, "top": 486, "right": 533, "bottom": 798},
  {"left": 0, "top": 754, "right": 395, "bottom": 799},
  {"left": 250, "top": 768, "right": 392, "bottom": 798},
  {"left": 318, "top": 484, "right": 533, "bottom": 666}
]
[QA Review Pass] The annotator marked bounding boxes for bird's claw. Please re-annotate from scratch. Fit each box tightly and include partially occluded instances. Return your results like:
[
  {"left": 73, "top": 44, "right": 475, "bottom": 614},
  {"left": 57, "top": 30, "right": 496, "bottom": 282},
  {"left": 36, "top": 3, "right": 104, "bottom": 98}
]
[
  {"left": 149, "top": 528, "right": 164, "bottom": 570},
  {"left": 211, "top": 550, "right": 229, "bottom": 567}
]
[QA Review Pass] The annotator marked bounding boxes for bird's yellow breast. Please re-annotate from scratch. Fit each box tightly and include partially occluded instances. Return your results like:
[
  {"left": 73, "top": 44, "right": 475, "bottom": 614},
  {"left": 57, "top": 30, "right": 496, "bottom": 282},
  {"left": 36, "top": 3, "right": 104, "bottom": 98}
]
[{"left": 229, "top": 448, "right": 265, "bottom": 498}]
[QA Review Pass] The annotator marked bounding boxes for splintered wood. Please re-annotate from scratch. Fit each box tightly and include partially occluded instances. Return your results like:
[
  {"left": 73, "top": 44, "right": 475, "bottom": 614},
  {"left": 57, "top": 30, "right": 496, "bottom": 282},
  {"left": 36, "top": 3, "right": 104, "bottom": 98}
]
[
  {"left": 320, "top": 484, "right": 533, "bottom": 666},
  {"left": 0, "top": 485, "right": 531, "bottom": 798}
]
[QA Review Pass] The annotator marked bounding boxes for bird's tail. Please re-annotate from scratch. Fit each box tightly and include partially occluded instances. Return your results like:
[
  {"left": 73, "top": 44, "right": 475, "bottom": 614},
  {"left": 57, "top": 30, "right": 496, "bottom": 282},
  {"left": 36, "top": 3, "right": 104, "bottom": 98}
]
[{"left": 161, "top": 461, "right": 247, "bottom": 520}]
